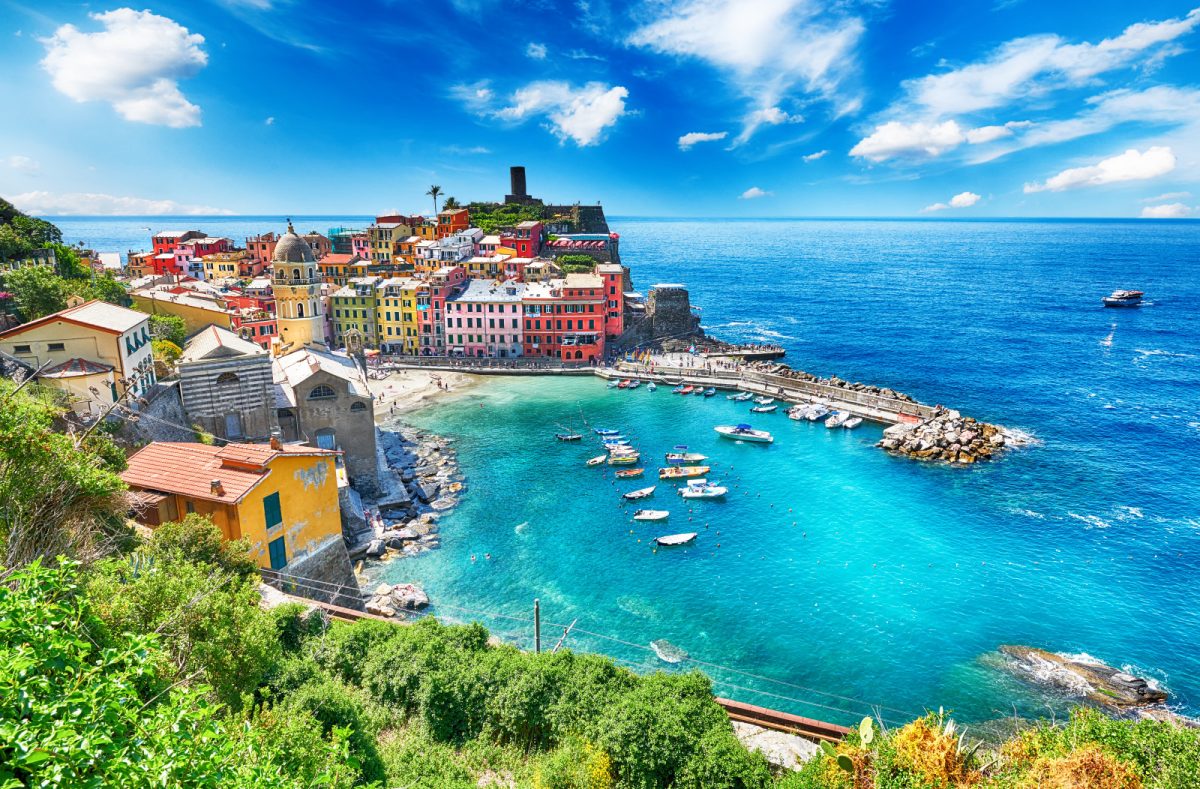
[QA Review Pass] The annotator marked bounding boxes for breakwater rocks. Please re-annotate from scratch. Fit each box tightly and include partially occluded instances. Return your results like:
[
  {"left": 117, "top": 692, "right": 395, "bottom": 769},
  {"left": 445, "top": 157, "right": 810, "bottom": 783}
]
[
  {"left": 996, "top": 646, "right": 1195, "bottom": 725},
  {"left": 747, "top": 362, "right": 919, "bottom": 405},
  {"left": 877, "top": 410, "right": 1012, "bottom": 464},
  {"left": 365, "top": 582, "right": 430, "bottom": 618}
]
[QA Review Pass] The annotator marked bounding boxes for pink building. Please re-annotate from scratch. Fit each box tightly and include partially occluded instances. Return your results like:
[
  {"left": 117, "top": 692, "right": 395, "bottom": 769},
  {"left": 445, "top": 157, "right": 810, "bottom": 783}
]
[
  {"left": 418, "top": 266, "right": 466, "bottom": 355},
  {"left": 175, "top": 237, "right": 233, "bottom": 280},
  {"left": 444, "top": 279, "right": 525, "bottom": 358}
]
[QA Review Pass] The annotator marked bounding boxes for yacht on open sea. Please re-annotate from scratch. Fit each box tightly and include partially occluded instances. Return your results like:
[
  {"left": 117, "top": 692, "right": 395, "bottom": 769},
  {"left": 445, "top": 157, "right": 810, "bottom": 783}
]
[{"left": 1102, "top": 289, "right": 1144, "bottom": 307}]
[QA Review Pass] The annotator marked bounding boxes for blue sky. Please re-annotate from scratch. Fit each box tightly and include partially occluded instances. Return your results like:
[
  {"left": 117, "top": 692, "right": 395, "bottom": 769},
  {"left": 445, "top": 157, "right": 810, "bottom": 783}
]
[{"left": 1, "top": 0, "right": 1198, "bottom": 218}]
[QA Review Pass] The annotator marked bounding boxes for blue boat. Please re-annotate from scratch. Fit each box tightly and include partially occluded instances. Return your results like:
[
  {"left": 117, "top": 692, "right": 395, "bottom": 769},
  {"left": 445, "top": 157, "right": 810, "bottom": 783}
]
[
  {"left": 702, "top": 388, "right": 717, "bottom": 397},
  {"left": 594, "top": 428, "right": 620, "bottom": 436}
]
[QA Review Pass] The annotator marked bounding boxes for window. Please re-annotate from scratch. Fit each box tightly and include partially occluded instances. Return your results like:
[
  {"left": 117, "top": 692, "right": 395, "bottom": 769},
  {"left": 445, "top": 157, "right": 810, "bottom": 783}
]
[
  {"left": 350, "top": 402, "right": 367, "bottom": 412},
  {"left": 268, "top": 536, "right": 287, "bottom": 570},
  {"left": 216, "top": 372, "right": 239, "bottom": 385},
  {"left": 263, "top": 492, "right": 282, "bottom": 529},
  {"left": 308, "top": 384, "right": 336, "bottom": 400},
  {"left": 13, "top": 344, "right": 31, "bottom": 354},
  {"left": 185, "top": 500, "right": 196, "bottom": 514},
  {"left": 48, "top": 342, "right": 65, "bottom": 352}
]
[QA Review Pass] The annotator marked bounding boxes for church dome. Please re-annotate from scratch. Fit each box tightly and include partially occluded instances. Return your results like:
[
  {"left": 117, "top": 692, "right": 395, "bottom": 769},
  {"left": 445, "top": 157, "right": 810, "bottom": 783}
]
[{"left": 273, "top": 221, "right": 316, "bottom": 264}]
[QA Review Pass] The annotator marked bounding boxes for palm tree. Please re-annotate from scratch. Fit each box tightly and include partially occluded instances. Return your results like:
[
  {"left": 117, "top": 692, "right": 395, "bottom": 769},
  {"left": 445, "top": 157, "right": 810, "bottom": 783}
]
[
  {"left": 442, "top": 196, "right": 460, "bottom": 210},
  {"left": 426, "top": 185, "right": 443, "bottom": 216}
]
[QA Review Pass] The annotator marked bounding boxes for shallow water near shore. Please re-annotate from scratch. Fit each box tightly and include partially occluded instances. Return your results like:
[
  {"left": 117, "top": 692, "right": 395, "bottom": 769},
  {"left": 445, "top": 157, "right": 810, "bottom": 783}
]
[{"left": 56, "top": 216, "right": 1200, "bottom": 724}]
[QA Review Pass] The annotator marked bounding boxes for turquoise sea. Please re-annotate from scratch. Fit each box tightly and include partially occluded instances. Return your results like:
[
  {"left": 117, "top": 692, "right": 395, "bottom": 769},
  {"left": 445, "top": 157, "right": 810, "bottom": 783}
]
[{"left": 56, "top": 216, "right": 1200, "bottom": 726}]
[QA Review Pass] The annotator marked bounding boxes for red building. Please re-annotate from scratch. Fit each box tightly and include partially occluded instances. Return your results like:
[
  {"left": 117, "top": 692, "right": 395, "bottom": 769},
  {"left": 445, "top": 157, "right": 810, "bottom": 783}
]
[
  {"left": 521, "top": 273, "right": 605, "bottom": 362},
  {"left": 436, "top": 208, "right": 470, "bottom": 239},
  {"left": 151, "top": 230, "right": 204, "bottom": 255},
  {"left": 246, "top": 233, "right": 278, "bottom": 265},
  {"left": 500, "top": 220, "right": 542, "bottom": 258},
  {"left": 596, "top": 263, "right": 625, "bottom": 341},
  {"left": 230, "top": 311, "right": 277, "bottom": 349}
]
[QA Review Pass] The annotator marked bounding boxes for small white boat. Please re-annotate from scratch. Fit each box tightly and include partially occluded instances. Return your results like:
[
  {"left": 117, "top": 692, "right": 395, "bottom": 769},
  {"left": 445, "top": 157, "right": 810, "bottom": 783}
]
[
  {"left": 606, "top": 380, "right": 620, "bottom": 388},
  {"left": 628, "top": 380, "right": 642, "bottom": 389},
  {"left": 714, "top": 424, "right": 774, "bottom": 443},
  {"left": 842, "top": 416, "right": 863, "bottom": 429},
  {"left": 787, "top": 405, "right": 811, "bottom": 421},
  {"left": 586, "top": 455, "right": 607, "bottom": 466},
  {"left": 664, "top": 451, "right": 708, "bottom": 463},
  {"left": 623, "top": 486, "right": 656, "bottom": 500},
  {"left": 679, "top": 479, "right": 728, "bottom": 499},
  {"left": 658, "top": 465, "right": 710, "bottom": 479},
  {"left": 750, "top": 404, "right": 777, "bottom": 413},
  {"left": 825, "top": 411, "right": 848, "bottom": 428},
  {"left": 602, "top": 438, "right": 631, "bottom": 446},
  {"left": 633, "top": 509, "right": 669, "bottom": 522},
  {"left": 654, "top": 532, "right": 697, "bottom": 546},
  {"left": 729, "top": 391, "right": 753, "bottom": 402},
  {"left": 805, "top": 405, "right": 830, "bottom": 421},
  {"left": 753, "top": 396, "right": 775, "bottom": 405},
  {"left": 647, "top": 382, "right": 657, "bottom": 392},
  {"left": 1102, "top": 289, "right": 1143, "bottom": 308},
  {"left": 595, "top": 428, "right": 620, "bottom": 436},
  {"left": 650, "top": 639, "right": 689, "bottom": 663}
]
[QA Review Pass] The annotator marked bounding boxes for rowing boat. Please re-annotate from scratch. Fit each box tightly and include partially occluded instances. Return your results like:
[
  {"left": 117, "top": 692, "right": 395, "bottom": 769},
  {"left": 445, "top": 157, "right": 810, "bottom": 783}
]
[
  {"left": 609, "top": 453, "right": 641, "bottom": 465},
  {"left": 623, "top": 486, "right": 656, "bottom": 500},
  {"left": 615, "top": 468, "right": 645, "bottom": 478},
  {"left": 585, "top": 455, "right": 606, "bottom": 466},
  {"left": 658, "top": 465, "right": 710, "bottom": 479},
  {"left": 750, "top": 404, "right": 777, "bottom": 413},
  {"left": 654, "top": 532, "right": 697, "bottom": 546},
  {"left": 633, "top": 509, "right": 669, "bottom": 521}
]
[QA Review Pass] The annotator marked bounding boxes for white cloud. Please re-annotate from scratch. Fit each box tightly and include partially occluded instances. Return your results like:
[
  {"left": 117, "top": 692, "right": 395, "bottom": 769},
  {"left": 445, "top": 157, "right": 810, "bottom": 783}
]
[
  {"left": 1025, "top": 146, "right": 1176, "bottom": 193},
  {"left": 678, "top": 131, "right": 727, "bottom": 150},
  {"left": 628, "top": 0, "right": 864, "bottom": 142},
  {"left": 1140, "top": 202, "right": 1195, "bottom": 218},
  {"left": 740, "top": 186, "right": 772, "bottom": 199},
  {"left": 802, "top": 149, "right": 828, "bottom": 162},
  {"left": 265, "top": 116, "right": 275, "bottom": 125},
  {"left": 964, "top": 120, "right": 1032, "bottom": 144},
  {"left": 442, "top": 145, "right": 492, "bottom": 155},
  {"left": 923, "top": 191, "right": 982, "bottom": 212},
  {"left": 902, "top": 7, "right": 1200, "bottom": 117},
  {"left": 40, "top": 9, "right": 207, "bottom": 128},
  {"left": 494, "top": 81, "right": 629, "bottom": 146},
  {"left": 11, "top": 191, "right": 233, "bottom": 216},
  {"left": 5, "top": 155, "right": 40, "bottom": 173},
  {"left": 526, "top": 42, "right": 547, "bottom": 60},
  {"left": 850, "top": 120, "right": 966, "bottom": 161},
  {"left": 731, "top": 106, "right": 803, "bottom": 146},
  {"left": 450, "top": 81, "right": 495, "bottom": 112},
  {"left": 1141, "top": 191, "right": 1191, "bottom": 203}
]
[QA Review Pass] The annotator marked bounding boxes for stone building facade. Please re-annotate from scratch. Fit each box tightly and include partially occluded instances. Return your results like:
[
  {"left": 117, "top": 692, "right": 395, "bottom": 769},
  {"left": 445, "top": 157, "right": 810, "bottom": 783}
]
[{"left": 179, "top": 326, "right": 277, "bottom": 442}]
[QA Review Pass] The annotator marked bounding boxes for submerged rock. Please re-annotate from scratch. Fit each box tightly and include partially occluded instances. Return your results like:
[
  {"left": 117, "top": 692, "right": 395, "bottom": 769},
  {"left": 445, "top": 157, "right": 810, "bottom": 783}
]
[{"left": 998, "top": 645, "right": 1168, "bottom": 709}]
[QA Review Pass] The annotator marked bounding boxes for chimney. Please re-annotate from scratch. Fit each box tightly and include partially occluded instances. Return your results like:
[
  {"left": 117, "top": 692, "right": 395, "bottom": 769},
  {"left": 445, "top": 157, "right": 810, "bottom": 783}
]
[
  {"left": 510, "top": 166, "right": 527, "bottom": 198},
  {"left": 269, "top": 431, "right": 282, "bottom": 450},
  {"left": 210, "top": 479, "right": 225, "bottom": 497}
]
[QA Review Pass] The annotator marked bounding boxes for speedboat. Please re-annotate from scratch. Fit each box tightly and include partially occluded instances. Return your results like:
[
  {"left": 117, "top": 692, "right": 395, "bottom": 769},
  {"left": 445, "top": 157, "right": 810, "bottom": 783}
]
[
  {"left": 842, "top": 416, "right": 863, "bottom": 429},
  {"left": 715, "top": 424, "right": 774, "bottom": 443},
  {"left": 623, "top": 486, "right": 656, "bottom": 500},
  {"left": 615, "top": 468, "right": 645, "bottom": 478},
  {"left": 654, "top": 532, "right": 697, "bottom": 546},
  {"left": 586, "top": 455, "right": 607, "bottom": 466},
  {"left": 628, "top": 380, "right": 641, "bottom": 389},
  {"left": 1102, "top": 289, "right": 1143, "bottom": 308},
  {"left": 658, "top": 465, "right": 710, "bottom": 479},
  {"left": 617, "top": 380, "right": 631, "bottom": 389},
  {"left": 679, "top": 386, "right": 694, "bottom": 395},
  {"left": 664, "top": 452, "right": 708, "bottom": 463},
  {"left": 787, "top": 405, "right": 811, "bottom": 421},
  {"left": 825, "top": 411, "right": 848, "bottom": 428},
  {"left": 805, "top": 405, "right": 830, "bottom": 422},
  {"left": 633, "top": 509, "right": 669, "bottom": 522},
  {"left": 729, "top": 392, "right": 753, "bottom": 402},
  {"left": 647, "top": 382, "right": 657, "bottom": 392},
  {"left": 702, "top": 388, "right": 717, "bottom": 397},
  {"left": 679, "top": 479, "right": 728, "bottom": 499},
  {"left": 753, "top": 396, "right": 775, "bottom": 405},
  {"left": 750, "top": 404, "right": 777, "bottom": 413},
  {"left": 555, "top": 433, "right": 582, "bottom": 441},
  {"left": 594, "top": 428, "right": 620, "bottom": 436}
]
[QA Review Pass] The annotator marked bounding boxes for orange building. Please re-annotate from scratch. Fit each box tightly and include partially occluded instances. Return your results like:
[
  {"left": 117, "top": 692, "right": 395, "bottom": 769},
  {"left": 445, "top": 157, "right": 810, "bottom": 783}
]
[{"left": 436, "top": 208, "right": 469, "bottom": 239}]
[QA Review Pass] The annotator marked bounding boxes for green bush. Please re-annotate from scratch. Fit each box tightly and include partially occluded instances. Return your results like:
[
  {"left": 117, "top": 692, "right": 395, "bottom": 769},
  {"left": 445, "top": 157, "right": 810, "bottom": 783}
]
[
  {"left": 144, "top": 513, "right": 258, "bottom": 577},
  {"left": 675, "top": 727, "right": 774, "bottom": 789},
  {"left": 282, "top": 676, "right": 387, "bottom": 783}
]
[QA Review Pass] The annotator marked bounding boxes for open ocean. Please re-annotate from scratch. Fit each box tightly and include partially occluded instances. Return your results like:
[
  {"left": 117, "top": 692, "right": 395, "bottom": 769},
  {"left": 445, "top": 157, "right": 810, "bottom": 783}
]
[{"left": 56, "top": 215, "right": 1200, "bottom": 726}]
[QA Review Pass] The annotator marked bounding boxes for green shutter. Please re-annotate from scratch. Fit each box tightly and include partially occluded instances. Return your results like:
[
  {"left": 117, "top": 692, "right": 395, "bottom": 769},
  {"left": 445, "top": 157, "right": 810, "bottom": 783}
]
[
  {"left": 263, "top": 492, "right": 282, "bottom": 529},
  {"left": 268, "top": 536, "right": 287, "bottom": 570}
]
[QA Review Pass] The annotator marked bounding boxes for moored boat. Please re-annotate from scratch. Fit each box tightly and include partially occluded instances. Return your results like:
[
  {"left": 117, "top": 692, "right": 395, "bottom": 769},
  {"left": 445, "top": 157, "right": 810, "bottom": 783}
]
[
  {"left": 586, "top": 455, "right": 607, "bottom": 466},
  {"left": 1102, "top": 289, "right": 1144, "bottom": 308},
  {"left": 633, "top": 509, "right": 669, "bottom": 522},
  {"left": 602, "top": 438, "right": 631, "bottom": 446},
  {"left": 658, "top": 465, "right": 710, "bottom": 479},
  {"left": 664, "top": 452, "right": 708, "bottom": 463},
  {"left": 714, "top": 424, "right": 774, "bottom": 443},
  {"left": 805, "top": 405, "right": 830, "bottom": 421},
  {"left": 594, "top": 428, "right": 620, "bottom": 436},
  {"left": 615, "top": 468, "right": 645, "bottom": 478},
  {"left": 679, "top": 479, "right": 728, "bottom": 499},
  {"left": 623, "top": 486, "right": 656, "bottom": 500},
  {"left": 609, "top": 453, "right": 642, "bottom": 465},
  {"left": 825, "top": 411, "right": 848, "bottom": 428},
  {"left": 628, "top": 380, "right": 641, "bottom": 389},
  {"left": 702, "top": 388, "right": 717, "bottom": 397},
  {"left": 607, "top": 379, "right": 620, "bottom": 388},
  {"left": 647, "top": 382, "right": 657, "bottom": 392},
  {"left": 730, "top": 391, "right": 753, "bottom": 401},
  {"left": 842, "top": 416, "right": 863, "bottom": 429},
  {"left": 679, "top": 386, "right": 694, "bottom": 395},
  {"left": 672, "top": 385, "right": 686, "bottom": 394},
  {"left": 654, "top": 532, "right": 697, "bottom": 546},
  {"left": 787, "top": 405, "right": 810, "bottom": 421},
  {"left": 750, "top": 404, "right": 777, "bottom": 413},
  {"left": 753, "top": 396, "right": 775, "bottom": 405},
  {"left": 555, "top": 433, "right": 582, "bottom": 441},
  {"left": 692, "top": 386, "right": 705, "bottom": 396},
  {"left": 617, "top": 379, "right": 631, "bottom": 389}
]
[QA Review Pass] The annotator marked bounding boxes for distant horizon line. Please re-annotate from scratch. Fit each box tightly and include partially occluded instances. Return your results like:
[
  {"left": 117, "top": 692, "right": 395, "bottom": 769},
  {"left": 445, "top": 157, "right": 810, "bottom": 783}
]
[{"left": 36, "top": 214, "right": 1198, "bottom": 222}]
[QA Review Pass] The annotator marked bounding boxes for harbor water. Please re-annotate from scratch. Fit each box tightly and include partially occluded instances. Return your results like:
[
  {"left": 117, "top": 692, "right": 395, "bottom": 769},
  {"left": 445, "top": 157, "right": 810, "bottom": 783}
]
[{"left": 58, "top": 216, "right": 1200, "bottom": 725}]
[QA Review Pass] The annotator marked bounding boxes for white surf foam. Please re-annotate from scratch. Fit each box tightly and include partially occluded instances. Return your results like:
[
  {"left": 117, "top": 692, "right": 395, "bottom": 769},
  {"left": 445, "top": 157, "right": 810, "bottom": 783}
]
[{"left": 1068, "top": 512, "right": 1112, "bottom": 529}]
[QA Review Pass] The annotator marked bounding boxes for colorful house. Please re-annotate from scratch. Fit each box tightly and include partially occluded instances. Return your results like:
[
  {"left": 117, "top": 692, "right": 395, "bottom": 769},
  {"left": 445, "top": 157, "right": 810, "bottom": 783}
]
[
  {"left": 500, "top": 220, "right": 542, "bottom": 258},
  {"left": 436, "top": 208, "right": 470, "bottom": 239},
  {"left": 378, "top": 277, "right": 424, "bottom": 355},
  {"left": 121, "top": 439, "right": 344, "bottom": 572},
  {"left": 246, "top": 233, "right": 278, "bottom": 266},
  {"left": 418, "top": 266, "right": 466, "bottom": 355},
  {"left": 596, "top": 263, "right": 626, "bottom": 341},
  {"left": 151, "top": 230, "right": 204, "bottom": 256},
  {"left": 522, "top": 273, "right": 604, "bottom": 362},
  {"left": 330, "top": 276, "right": 383, "bottom": 349},
  {"left": 444, "top": 279, "right": 524, "bottom": 358}
]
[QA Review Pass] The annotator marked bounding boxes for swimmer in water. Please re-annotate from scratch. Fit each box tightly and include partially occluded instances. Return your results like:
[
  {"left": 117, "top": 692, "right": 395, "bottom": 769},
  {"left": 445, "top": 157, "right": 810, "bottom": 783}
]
[
  {"left": 470, "top": 554, "right": 476, "bottom": 562},
  {"left": 485, "top": 553, "right": 492, "bottom": 561}
]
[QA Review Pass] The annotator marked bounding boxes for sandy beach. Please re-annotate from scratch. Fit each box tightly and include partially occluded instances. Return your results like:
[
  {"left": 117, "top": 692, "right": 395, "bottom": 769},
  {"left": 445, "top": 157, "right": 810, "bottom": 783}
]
[{"left": 368, "top": 368, "right": 481, "bottom": 421}]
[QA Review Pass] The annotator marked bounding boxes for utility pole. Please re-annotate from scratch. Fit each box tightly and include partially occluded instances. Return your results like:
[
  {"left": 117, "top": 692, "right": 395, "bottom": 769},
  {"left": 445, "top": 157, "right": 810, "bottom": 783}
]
[{"left": 533, "top": 598, "right": 541, "bottom": 654}]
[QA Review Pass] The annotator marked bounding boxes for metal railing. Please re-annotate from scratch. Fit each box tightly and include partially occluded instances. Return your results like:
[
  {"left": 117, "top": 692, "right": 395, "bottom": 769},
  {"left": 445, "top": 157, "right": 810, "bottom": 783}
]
[{"left": 376, "top": 354, "right": 596, "bottom": 371}]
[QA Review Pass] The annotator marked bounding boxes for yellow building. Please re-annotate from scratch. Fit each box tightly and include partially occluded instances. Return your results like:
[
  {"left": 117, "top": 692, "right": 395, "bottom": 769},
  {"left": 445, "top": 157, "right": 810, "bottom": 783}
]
[
  {"left": 202, "top": 250, "right": 250, "bottom": 284},
  {"left": 121, "top": 439, "right": 343, "bottom": 571},
  {"left": 415, "top": 219, "right": 437, "bottom": 241},
  {"left": 272, "top": 223, "right": 326, "bottom": 353},
  {"left": 330, "top": 276, "right": 382, "bottom": 349},
  {"left": 0, "top": 298, "right": 156, "bottom": 415},
  {"left": 130, "top": 286, "right": 236, "bottom": 336},
  {"left": 378, "top": 277, "right": 424, "bottom": 354}
]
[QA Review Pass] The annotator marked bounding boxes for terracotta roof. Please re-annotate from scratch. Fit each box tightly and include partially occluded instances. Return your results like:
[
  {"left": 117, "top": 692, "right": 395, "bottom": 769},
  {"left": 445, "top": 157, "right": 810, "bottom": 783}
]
[
  {"left": 122, "top": 441, "right": 337, "bottom": 503},
  {"left": 40, "top": 357, "right": 114, "bottom": 378}
]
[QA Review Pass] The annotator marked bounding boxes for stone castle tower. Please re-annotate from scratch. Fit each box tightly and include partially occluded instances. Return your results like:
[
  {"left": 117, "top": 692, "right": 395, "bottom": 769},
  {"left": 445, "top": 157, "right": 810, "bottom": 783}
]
[{"left": 272, "top": 220, "right": 326, "bottom": 354}]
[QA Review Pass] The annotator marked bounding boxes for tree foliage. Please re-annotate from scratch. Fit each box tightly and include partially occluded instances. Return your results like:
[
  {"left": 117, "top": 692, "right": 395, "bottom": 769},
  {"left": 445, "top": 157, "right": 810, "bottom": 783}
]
[
  {"left": 467, "top": 201, "right": 546, "bottom": 234},
  {"left": 556, "top": 254, "right": 598, "bottom": 274},
  {"left": 1, "top": 265, "right": 68, "bottom": 319},
  {"left": 149, "top": 313, "right": 188, "bottom": 345}
]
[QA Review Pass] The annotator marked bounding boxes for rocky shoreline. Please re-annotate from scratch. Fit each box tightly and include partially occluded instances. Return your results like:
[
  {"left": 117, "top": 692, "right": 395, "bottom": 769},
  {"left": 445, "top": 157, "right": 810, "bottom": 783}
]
[
  {"left": 876, "top": 409, "right": 1021, "bottom": 465},
  {"left": 350, "top": 424, "right": 465, "bottom": 617}
]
